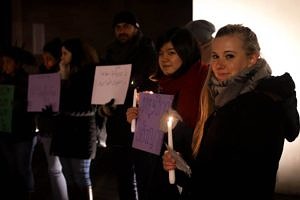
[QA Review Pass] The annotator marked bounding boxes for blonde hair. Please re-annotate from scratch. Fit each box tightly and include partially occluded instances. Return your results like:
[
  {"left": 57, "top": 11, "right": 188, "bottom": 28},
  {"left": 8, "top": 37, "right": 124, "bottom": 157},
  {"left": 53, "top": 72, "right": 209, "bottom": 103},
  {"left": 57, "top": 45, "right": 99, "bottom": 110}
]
[
  {"left": 191, "top": 68, "right": 214, "bottom": 157},
  {"left": 191, "top": 24, "right": 261, "bottom": 157}
]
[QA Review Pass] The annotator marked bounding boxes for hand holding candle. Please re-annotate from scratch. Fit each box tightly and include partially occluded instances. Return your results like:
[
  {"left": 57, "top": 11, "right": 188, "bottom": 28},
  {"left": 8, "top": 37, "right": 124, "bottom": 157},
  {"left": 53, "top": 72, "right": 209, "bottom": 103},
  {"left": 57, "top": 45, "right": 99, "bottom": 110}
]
[
  {"left": 167, "top": 116, "right": 175, "bottom": 184},
  {"left": 131, "top": 88, "right": 137, "bottom": 132}
]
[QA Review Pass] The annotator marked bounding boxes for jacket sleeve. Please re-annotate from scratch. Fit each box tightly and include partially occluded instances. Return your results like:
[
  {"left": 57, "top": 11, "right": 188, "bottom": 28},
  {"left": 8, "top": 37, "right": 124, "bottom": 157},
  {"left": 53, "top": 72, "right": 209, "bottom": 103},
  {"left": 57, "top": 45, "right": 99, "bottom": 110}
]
[{"left": 281, "top": 91, "right": 300, "bottom": 142}]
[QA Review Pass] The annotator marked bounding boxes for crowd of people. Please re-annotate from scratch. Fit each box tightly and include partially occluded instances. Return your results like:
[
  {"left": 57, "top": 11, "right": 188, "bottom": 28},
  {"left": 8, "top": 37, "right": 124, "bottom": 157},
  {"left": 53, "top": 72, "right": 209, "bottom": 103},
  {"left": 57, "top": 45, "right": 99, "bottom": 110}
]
[{"left": 0, "top": 10, "right": 299, "bottom": 200}]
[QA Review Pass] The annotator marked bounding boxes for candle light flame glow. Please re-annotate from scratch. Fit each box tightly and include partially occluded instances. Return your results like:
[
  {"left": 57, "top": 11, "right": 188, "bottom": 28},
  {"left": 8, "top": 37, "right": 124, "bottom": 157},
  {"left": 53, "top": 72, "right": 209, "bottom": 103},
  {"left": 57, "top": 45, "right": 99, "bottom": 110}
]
[{"left": 167, "top": 116, "right": 173, "bottom": 128}]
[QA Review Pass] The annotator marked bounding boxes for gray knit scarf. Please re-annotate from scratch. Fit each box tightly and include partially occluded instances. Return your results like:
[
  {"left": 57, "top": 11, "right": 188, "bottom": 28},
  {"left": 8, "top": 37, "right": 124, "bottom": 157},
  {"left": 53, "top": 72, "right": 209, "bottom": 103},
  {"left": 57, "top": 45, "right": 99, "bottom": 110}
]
[{"left": 209, "top": 58, "right": 272, "bottom": 108}]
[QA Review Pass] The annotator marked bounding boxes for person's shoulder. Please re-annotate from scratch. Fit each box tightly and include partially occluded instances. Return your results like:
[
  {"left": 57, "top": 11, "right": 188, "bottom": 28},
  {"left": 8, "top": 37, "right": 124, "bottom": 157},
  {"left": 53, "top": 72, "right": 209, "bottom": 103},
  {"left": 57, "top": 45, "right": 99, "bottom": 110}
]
[
  {"left": 139, "top": 35, "right": 155, "bottom": 47},
  {"left": 256, "top": 73, "right": 296, "bottom": 101}
]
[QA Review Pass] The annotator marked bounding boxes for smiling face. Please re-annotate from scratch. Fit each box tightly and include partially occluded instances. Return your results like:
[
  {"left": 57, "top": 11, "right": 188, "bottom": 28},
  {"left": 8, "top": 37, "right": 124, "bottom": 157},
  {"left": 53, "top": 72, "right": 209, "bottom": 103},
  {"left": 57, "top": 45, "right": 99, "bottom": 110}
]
[
  {"left": 211, "top": 35, "right": 258, "bottom": 81},
  {"left": 158, "top": 42, "right": 183, "bottom": 76}
]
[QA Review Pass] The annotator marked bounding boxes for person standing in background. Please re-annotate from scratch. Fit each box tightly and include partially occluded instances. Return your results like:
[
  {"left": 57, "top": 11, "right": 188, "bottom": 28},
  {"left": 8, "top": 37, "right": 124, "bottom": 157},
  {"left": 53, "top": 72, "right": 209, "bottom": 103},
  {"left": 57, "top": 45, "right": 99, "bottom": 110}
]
[
  {"left": 0, "top": 46, "right": 37, "bottom": 200},
  {"left": 184, "top": 19, "right": 215, "bottom": 65},
  {"left": 50, "top": 38, "right": 99, "bottom": 200},
  {"left": 99, "top": 10, "right": 156, "bottom": 200},
  {"left": 36, "top": 37, "right": 69, "bottom": 200}
]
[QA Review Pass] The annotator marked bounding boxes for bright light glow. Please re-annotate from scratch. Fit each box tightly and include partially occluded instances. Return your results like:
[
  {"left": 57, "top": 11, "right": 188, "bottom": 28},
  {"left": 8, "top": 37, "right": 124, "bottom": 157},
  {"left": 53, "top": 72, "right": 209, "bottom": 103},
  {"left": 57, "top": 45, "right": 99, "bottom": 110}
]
[
  {"left": 193, "top": 0, "right": 300, "bottom": 195},
  {"left": 167, "top": 116, "right": 173, "bottom": 128}
]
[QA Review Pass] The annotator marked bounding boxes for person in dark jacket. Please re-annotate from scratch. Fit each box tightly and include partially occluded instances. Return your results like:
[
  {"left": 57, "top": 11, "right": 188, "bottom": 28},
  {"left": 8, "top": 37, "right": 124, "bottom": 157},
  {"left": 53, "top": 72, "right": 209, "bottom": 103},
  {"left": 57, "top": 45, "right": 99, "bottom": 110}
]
[
  {"left": 99, "top": 10, "right": 157, "bottom": 200},
  {"left": 50, "top": 38, "right": 99, "bottom": 200},
  {"left": 0, "top": 46, "right": 37, "bottom": 200},
  {"left": 163, "top": 24, "right": 300, "bottom": 200},
  {"left": 126, "top": 27, "right": 208, "bottom": 200},
  {"left": 36, "top": 37, "right": 69, "bottom": 200},
  {"left": 184, "top": 19, "right": 215, "bottom": 66}
]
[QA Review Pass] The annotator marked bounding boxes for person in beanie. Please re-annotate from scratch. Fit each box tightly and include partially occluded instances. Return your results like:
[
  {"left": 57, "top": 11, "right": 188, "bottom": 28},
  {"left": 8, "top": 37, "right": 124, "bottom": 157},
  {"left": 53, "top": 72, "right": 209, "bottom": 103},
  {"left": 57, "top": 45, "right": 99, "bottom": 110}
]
[
  {"left": 185, "top": 20, "right": 215, "bottom": 65},
  {"left": 100, "top": 10, "right": 156, "bottom": 200}
]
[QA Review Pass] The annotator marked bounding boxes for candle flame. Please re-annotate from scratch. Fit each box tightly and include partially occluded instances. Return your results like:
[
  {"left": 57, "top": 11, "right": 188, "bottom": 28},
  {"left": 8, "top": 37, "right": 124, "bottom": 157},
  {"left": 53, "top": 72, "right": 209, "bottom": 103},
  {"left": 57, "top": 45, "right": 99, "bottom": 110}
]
[{"left": 167, "top": 116, "right": 173, "bottom": 128}]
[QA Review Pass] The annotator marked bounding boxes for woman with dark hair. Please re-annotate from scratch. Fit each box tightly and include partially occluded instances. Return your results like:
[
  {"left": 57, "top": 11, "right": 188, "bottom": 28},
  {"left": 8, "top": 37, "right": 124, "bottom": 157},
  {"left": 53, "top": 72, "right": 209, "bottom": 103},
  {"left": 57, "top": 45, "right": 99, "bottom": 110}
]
[
  {"left": 126, "top": 27, "right": 208, "bottom": 200},
  {"left": 50, "top": 38, "right": 99, "bottom": 200}
]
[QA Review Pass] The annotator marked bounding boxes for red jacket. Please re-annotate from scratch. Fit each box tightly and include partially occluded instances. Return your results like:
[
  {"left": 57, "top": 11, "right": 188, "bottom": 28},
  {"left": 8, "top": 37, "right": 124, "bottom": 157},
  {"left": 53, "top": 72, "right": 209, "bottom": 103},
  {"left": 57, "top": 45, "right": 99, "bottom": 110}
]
[{"left": 158, "top": 60, "right": 208, "bottom": 128}]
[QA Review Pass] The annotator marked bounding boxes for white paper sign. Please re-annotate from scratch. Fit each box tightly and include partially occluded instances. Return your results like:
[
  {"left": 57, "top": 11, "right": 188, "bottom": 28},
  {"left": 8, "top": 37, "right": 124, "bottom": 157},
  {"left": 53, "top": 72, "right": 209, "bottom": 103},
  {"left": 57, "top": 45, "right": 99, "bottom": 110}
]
[{"left": 91, "top": 64, "right": 132, "bottom": 105}]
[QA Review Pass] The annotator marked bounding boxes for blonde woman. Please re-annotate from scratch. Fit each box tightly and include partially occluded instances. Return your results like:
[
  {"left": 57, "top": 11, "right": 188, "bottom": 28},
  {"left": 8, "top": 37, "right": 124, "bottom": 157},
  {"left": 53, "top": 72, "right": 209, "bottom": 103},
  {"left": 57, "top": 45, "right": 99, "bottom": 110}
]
[{"left": 163, "top": 24, "right": 299, "bottom": 200}]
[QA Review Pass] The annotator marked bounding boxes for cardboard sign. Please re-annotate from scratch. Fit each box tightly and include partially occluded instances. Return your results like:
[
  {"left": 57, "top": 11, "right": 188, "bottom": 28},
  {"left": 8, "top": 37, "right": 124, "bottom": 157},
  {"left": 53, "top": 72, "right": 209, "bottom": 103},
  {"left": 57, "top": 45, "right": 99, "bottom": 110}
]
[{"left": 132, "top": 93, "right": 174, "bottom": 155}]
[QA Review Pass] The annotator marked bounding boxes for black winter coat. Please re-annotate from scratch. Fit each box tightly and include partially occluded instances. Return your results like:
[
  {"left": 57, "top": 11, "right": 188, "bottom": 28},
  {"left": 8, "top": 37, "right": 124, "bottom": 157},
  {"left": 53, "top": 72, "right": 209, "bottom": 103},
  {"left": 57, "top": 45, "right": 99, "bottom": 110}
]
[
  {"left": 182, "top": 73, "right": 299, "bottom": 200},
  {"left": 102, "top": 31, "right": 157, "bottom": 147},
  {"left": 0, "top": 69, "right": 36, "bottom": 142},
  {"left": 51, "top": 66, "right": 98, "bottom": 159}
]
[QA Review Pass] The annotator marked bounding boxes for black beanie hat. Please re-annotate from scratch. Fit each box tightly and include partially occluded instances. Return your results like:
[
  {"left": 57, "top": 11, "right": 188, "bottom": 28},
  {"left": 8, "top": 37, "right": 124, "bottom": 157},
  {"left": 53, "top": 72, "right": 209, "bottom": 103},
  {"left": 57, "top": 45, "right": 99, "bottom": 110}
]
[
  {"left": 43, "top": 38, "right": 62, "bottom": 60},
  {"left": 112, "top": 11, "right": 140, "bottom": 28},
  {"left": 185, "top": 20, "right": 215, "bottom": 44}
]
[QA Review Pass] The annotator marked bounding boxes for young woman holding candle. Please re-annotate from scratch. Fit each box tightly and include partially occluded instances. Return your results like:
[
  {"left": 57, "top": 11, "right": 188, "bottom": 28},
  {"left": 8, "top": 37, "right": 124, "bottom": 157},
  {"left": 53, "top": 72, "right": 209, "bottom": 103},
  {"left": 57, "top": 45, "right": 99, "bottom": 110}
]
[
  {"left": 126, "top": 27, "right": 209, "bottom": 200},
  {"left": 162, "top": 24, "right": 300, "bottom": 200}
]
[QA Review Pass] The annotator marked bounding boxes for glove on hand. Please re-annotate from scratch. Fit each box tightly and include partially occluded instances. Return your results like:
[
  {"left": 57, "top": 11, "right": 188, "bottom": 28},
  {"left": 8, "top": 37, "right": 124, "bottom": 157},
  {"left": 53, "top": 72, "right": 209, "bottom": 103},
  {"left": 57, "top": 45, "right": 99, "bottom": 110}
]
[
  {"left": 159, "top": 108, "right": 182, "bottom": 133},
  {"left": 41, "top": 105, "right": 54, "bottom": 116},
  {"left": 98, "top": 98, "right": 116, "bottom": 117}
]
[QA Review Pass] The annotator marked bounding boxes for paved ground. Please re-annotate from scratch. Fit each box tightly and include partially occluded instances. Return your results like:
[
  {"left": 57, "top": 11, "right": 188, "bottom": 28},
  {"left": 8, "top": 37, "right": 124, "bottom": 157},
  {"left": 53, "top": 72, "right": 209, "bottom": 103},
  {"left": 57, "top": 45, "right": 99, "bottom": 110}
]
[
  {"left": 31, "top": 142, "right": 300, "bottom": 200},
  {"left": 32, "top": 142, "right": 119, "bottom": 200}
]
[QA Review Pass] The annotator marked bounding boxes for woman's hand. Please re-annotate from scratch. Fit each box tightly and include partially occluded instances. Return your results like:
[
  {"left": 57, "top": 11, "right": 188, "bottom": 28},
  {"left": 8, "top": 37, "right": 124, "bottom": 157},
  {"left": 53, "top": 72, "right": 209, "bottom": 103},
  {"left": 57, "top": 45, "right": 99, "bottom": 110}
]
[
  {"left": 162, "top": 150, "right": 176, "bottom": 171},
  {"left": 126, "top": 107, "right": 138, "bottom": 123}
]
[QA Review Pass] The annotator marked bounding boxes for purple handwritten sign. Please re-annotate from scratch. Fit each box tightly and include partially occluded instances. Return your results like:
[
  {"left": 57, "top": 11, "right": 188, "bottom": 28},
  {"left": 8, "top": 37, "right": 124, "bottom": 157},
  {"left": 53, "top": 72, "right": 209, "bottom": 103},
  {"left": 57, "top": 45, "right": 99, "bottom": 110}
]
[
  {"left": 132, "top": 93, "right": 174, "bottom": 155},
  {"left": 27, "top": 73, "right": 61, "bottom": 112}
]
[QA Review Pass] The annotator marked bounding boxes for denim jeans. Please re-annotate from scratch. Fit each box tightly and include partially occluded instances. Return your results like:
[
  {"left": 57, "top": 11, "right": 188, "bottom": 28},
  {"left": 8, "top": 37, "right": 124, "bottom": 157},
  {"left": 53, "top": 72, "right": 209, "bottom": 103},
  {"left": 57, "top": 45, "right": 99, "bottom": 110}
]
[
  {"left": 59, "top": 157, "right": 92, "bottom": 188},
  {"left": 40, "top": 136, "right": 69, "bottom": 200}
]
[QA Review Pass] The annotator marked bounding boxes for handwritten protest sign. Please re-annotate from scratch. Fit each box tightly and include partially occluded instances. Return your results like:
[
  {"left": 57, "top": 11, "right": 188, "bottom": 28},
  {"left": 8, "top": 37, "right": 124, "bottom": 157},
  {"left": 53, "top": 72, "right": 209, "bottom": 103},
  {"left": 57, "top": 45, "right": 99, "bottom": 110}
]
[
  {"left": 132, "top": 93, "right": 174, "bottom": 155},
  {"left": 0, "top": 85, "right": 14, "bottom": 133},
  {"left": 91, "top": 64, "right": 132, "bottom": 105},
  {"left": 27, "top": 73, "right": 61, "bottom": 112}
]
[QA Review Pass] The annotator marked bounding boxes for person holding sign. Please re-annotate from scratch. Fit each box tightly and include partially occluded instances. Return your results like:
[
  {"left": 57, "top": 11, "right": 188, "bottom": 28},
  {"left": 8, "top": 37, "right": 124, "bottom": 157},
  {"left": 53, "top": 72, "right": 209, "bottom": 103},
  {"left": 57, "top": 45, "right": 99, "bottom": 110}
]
[
  {"left": 99, "top": 10, "right": 156, "bottom": 200},
  {"left": 163, "top": 24, "right": 300, "bottom": 199},
  {"left": 35, "top": 37, "right": 69, "bottom": 200},
  {"left": 126, "top": 27, "right": 208, "bottom": 200},
  {"left": 0, "top": 46, "right": 37, "bottom": 199},
  {"left": 50, "top": 38, "right": 100, "bottom": 200}
]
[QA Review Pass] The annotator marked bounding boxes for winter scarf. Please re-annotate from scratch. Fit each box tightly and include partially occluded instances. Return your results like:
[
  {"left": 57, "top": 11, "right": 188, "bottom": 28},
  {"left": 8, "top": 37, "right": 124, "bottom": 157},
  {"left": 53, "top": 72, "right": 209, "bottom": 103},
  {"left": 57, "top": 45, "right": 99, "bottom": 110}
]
[{"left": 209, "top": 58, "right": 272, "bottom": 108}]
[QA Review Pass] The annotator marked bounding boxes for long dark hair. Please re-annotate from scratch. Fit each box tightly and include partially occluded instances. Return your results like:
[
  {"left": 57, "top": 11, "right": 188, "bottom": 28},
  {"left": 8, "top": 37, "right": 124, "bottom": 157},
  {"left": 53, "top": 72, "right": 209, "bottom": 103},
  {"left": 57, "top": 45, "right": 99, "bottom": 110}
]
[{"left": 152, "top": 27, "right": 200, "bottom": 79}]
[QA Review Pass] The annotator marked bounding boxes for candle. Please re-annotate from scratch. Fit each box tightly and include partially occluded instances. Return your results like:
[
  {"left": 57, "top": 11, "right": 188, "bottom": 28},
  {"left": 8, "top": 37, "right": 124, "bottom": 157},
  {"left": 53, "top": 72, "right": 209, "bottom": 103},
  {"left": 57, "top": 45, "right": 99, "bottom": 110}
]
[
  {"left": 131, "top": 88, "right": 137, "bottom": 132},
  {"left": 167, "top": 116, "right": 175, "bottom": 184}
]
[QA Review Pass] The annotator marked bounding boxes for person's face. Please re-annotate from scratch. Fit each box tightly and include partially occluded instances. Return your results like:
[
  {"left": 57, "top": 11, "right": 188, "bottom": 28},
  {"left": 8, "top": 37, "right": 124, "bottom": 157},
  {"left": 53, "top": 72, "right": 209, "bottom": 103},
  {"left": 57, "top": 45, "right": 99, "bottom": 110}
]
[
  {"left": 114, "top": 23, "right": 138, "bottom": 43},
  {"left": 211, "top": 35, "right": 257, "bottom": 81},
  {"left": 61, "top": 46, "right": 72, "bottom": 66},
  {"left": 2, "top": 56, "right": 17, "bottom": 75},
  {"left": 42, "top": 52, "right": 57, "bottom": 69},
  {"left": 158, "top": 42, "right": 182, "bottom": 76}
]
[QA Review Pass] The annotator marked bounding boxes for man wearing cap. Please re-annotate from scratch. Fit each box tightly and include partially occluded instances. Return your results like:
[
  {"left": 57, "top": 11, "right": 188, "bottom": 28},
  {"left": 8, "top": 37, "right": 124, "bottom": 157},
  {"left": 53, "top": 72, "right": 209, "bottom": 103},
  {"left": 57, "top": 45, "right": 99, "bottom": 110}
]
[
  {"left": 185, "top": 19, "right": 215, "bottom": 65},
  {"left": 100, "top": 10, "right": 156, "bottom": 200}
]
